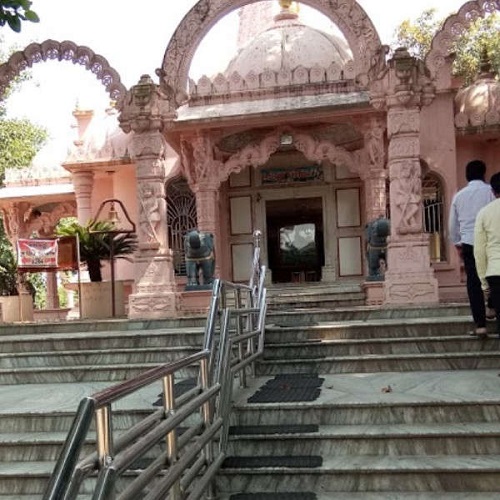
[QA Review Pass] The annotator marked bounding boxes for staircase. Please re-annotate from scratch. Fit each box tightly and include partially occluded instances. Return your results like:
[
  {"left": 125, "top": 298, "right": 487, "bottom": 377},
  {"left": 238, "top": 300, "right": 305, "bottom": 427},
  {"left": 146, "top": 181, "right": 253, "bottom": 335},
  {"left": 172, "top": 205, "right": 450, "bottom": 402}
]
[
  {"left": 0, "top": 316, "right": 206, "bottom": 498},
  {"left": 216, "top": 296, "right": 500, "bottom": 499},
  {"left": 1, "top": 284, "right": 500, "bottom": 499}
]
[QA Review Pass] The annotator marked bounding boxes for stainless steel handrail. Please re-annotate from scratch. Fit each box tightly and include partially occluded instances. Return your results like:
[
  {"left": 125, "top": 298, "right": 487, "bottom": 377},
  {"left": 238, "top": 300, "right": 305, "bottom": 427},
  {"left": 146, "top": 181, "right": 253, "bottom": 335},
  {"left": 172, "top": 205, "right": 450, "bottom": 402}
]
[{"left": 44, "top": 229, "right": 266, "bottom": 500}]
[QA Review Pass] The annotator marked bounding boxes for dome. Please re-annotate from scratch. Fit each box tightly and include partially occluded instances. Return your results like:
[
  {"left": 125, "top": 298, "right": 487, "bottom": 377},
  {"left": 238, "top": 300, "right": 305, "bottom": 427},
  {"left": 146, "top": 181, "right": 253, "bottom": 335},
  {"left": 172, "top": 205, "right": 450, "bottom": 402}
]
[
  {"left": 454, "top": 61, "right": 500, "bottom": 129},
  {"left": 224, "top": 4, "right": 351, "bottom": 77}
]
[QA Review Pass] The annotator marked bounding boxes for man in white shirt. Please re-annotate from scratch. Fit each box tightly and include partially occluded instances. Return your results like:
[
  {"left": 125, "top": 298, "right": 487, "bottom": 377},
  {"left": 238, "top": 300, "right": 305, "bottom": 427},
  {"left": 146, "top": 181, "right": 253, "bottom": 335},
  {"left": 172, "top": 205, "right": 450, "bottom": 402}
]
[
  {"left": 449, "top": 160, "right": 495, "bottom": 338},
  {"left": 474, "top": 172, "right": 500, "bottom": 336}
]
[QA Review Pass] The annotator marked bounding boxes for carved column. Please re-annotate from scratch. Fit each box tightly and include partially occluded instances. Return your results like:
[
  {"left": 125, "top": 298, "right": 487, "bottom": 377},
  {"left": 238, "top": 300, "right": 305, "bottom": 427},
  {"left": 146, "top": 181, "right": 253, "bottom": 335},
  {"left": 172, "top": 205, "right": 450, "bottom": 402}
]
[
  {"left": 181, "top": 134, "right": 223, "bottom": 277},
  {"left": 374, "top": 48, "right": 439, "bottom": 305},
  {"left": 72, "top": 171, "right": 94, "bottom": 224},
  {"left": 119, "top": 74, "right": 178, "bottom": 319},
  {"left": 46, "top": 272, "right": 59, "bottom": 309},
  {"left": 361, "top": 118, "right": 387, "bottom": 222}
]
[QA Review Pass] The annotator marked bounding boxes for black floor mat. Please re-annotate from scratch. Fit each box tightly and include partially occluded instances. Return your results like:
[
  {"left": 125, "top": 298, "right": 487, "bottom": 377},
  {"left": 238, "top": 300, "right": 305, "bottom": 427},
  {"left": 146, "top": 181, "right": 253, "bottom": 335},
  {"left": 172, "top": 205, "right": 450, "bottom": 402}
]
[
  {"left": 248, "top": 374, "right": 324, "bottom": 403},
  {"left": 152, "top": 378, "right": 197, "bottom": 406},
  {"left": 230, "top": 494, "right": 316, "bottom": 500},
  {"left": 229, "top": 424, "right": 319, "bottom": 435},
  {"left": 222, "top": 455, "right": 322, "bottom": 469}
]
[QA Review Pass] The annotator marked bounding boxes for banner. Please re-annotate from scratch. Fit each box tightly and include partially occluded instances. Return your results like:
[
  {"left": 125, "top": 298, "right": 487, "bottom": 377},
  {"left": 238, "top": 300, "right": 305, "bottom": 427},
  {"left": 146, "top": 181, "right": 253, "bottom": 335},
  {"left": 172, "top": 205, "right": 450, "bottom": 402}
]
[{"left": 17, "top": 239, "right": 58, "bottom": 270}]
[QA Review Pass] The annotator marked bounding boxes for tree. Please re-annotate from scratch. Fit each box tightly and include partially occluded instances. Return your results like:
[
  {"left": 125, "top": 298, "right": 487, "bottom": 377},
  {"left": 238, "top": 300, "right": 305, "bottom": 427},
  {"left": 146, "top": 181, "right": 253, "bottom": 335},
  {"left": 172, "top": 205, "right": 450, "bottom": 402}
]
[
  {"left": 393, "top": 9, "right": 500, "bottom": 85},
  {"left": 0, "top": 0, "right": 39, "bottom": 33}
]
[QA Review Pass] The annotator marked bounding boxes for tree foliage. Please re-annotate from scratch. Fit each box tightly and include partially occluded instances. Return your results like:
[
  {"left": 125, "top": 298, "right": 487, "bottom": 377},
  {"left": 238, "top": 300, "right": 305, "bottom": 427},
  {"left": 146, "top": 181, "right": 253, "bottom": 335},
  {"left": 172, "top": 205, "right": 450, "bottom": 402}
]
[
  {"left": 0, "top": 0, "right": 39, "bottom": 33},
  {"left": 0, "top": 118, "right": 47, "bottom": 182},
  {"left": 393, "top": 9, "right": 500, "bottom": 85}
]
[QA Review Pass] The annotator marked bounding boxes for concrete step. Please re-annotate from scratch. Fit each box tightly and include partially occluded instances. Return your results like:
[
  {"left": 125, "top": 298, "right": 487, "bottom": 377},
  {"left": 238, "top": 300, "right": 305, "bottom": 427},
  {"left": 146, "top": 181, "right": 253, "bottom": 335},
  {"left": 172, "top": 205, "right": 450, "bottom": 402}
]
[
  {"left": 227, "top": 423, "right": 500, "bottom": 456},
  {"left": 255, "top": 351, "right": 500, "bottom": 375},
  {"left": 215, "top": 455, "right": 500, "bottom": 493},
  {"left": 219, "top": 494, "right": 500, "bottom": 500}
]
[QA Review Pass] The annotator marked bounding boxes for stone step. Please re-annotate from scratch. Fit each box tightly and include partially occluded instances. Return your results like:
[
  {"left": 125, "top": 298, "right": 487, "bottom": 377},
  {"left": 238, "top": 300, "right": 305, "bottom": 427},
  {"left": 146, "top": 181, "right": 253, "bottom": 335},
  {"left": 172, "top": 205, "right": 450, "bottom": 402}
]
[
  {"left": 0, "top": 362, "right": 198, "bottom": 384},
  {"left": 220, "top": 494, "right": 500, "bottom": 500},
  {"left": 0, "top": 432, "right": 95, "bottom": 461},
  {"left": 267, "top": 293, "right": 365, "bottom": 310},
  {"left": 266, "top": 303, "right": 471, "bottom": 326},
  {"left": 0, "top": 346, "right": 200, "bottom": 369},
  {"left": 263, "top": 335, "right": 498, "bottom": 358},
  {"left": 255, "top": 351, "right": 500, "bottom": 375},
  {"left": 215, "top": 455, "right": 500, "bottom": 493},
  {"left": 265, "top": 317, "right": 476, "bottom": 342},
  {"left": 0, "top": 316, "right": 206, "bottom": 337},
  {"left": 227, "top": 423, "right": 500, "bottom": 456},
  {"left": 0, "top": 327, "right": 204, "bottom": 353}
]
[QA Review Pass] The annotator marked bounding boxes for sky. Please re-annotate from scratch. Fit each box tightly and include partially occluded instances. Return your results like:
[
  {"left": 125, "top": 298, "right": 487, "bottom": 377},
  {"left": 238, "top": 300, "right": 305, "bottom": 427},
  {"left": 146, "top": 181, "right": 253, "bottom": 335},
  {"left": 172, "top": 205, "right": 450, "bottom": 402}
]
[{"left": 1, "top": 0, "right": 469, "bottom": 163}]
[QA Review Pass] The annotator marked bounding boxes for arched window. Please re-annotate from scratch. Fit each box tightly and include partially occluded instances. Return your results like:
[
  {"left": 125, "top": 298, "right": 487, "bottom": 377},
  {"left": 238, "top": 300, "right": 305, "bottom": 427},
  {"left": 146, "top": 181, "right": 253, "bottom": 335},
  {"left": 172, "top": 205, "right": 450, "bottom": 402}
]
[
  {"left": 422, "top": 172, "right": 446, "bottom": 262},
  {"left": 166, "top": 177, "right": 197, "bottom": 275}
]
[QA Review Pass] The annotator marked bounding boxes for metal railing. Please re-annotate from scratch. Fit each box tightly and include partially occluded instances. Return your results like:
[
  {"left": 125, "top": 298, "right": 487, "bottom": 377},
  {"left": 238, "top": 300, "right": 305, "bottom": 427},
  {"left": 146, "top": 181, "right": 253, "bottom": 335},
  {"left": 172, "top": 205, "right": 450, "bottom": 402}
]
[{"left": 43, "top": 230, "right": 266, "bottom": 500}]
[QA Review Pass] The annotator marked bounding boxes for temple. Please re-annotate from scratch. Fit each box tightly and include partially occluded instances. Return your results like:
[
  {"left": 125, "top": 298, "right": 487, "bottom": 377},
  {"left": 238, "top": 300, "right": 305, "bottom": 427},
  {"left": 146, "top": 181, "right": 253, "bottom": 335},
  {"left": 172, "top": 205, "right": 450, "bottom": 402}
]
[{"left": 0, "top": 0, "right": 499, "bottom": 320}]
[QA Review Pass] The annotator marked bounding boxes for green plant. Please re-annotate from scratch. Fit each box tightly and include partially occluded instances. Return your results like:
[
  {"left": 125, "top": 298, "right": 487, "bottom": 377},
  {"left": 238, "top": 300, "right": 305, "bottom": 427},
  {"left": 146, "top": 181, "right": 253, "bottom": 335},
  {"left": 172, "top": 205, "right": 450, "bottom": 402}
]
[{"left": 55, "top": 218, "right": 138, "bottom": 282}]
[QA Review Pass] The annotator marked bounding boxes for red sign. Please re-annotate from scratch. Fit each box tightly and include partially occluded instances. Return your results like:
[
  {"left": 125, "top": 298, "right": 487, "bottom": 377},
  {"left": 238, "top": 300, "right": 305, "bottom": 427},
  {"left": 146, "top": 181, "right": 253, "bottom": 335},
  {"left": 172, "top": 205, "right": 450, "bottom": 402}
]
[{"left": 17, "top": 239, "right": 58, "bottom": 269}]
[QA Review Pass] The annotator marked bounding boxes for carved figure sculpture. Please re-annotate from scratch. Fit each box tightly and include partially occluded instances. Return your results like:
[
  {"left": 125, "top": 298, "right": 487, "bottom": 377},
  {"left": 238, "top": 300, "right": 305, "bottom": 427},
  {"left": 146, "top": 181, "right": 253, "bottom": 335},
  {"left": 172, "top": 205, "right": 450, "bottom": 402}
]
[
  {"left": 365, "top": 216, "right": 390, "bottom": 280},
  {"left": 394, "top": 161, "right": 421, "bottom": 234},
  {"left": 139, "top": 183, "right": 161, "bottom": 244},
  {"left": 184, "top": 230, "right": 215, "bottom": 287}
]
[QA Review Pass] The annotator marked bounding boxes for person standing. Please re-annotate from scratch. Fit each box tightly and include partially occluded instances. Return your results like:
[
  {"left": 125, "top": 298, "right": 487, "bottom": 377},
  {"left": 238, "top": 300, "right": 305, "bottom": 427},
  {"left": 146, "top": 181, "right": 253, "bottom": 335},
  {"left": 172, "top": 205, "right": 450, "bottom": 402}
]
[
  {"left": 474, "top": 172, "right": 500, "bottom": 337},
  {"left": 449, "top": 160, "right": 495, "bottom": 338}
]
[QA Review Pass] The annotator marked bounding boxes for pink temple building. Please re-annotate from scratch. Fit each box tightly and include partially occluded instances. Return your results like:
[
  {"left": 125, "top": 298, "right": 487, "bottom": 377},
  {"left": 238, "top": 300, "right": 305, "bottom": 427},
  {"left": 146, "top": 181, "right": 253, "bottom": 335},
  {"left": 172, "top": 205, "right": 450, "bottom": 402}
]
[{"left": 0, "top": 0, "right": 499, "bottom": 320}]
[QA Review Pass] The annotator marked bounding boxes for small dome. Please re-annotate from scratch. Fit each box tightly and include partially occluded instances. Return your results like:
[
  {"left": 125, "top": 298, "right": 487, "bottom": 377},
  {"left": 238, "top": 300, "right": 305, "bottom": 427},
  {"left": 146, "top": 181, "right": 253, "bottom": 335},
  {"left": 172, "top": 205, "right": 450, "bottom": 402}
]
[
  {"left": 225, "top": 5, "right": 351, "bottom": 77},
  {"left": 454, "top": 61, "right": 500, "bottom": 128}
]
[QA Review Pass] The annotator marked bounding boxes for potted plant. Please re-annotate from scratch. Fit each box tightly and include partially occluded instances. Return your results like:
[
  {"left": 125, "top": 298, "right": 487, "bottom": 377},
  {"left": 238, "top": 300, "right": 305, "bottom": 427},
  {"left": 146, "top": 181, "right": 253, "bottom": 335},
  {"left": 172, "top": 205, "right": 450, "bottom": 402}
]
[
  {"left": 55, "top": 218, "right": 138, "bottom": 282},
  {"left": 55, "top": 218, "right": 138, "bottom": 318}
]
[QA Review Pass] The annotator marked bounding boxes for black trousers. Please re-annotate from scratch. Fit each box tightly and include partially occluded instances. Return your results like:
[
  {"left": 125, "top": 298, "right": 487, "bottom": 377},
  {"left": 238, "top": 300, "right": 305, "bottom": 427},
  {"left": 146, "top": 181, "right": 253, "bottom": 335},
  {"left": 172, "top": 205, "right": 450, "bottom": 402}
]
[
  {"left": 486, "top": 275, "right": 500, "bottom": 334},
  {"left": 461, "top": 244, "right": 487, "bottom": 328}
]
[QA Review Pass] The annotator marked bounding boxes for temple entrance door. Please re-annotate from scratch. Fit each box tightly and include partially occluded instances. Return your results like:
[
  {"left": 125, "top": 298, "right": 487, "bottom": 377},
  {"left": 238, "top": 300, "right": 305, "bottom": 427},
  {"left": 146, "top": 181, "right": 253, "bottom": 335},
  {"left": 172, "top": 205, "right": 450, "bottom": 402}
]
[{"left": 266, "top": 197, "right": 324, "bottom": 283}]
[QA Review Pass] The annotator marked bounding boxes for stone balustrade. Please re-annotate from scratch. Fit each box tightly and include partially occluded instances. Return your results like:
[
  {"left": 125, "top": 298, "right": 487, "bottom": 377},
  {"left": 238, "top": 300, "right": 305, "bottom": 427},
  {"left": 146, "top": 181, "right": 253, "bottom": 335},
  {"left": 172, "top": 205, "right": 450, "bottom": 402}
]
[{"left": 189, "top": 61, "right": 356, "bottom": 99}]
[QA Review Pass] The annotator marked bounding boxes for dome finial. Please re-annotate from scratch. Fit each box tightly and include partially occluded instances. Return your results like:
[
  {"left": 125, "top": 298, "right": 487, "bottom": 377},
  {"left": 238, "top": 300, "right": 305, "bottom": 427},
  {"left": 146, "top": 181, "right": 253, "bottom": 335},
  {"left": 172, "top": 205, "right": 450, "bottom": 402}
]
[{"left": 276, "top": 0, "right": 299, "bottom": 21}]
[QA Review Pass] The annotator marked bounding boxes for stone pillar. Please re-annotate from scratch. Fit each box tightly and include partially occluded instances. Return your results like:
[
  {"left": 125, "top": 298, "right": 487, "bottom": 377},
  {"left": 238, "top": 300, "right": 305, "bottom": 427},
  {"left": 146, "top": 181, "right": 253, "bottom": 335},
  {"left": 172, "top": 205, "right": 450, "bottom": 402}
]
[
  {"left": 119, "top": 74, "right": 178, "bottom": 319},
  {"left": 46, "top": 272, "right": 60, "bottom": 309},
  {"left": 378, "top": 49, "right": 439, "bottom": 305},
  {"left": 181, "top": 134, "right": 223, "bottom": 278},
  {"left": 72, "top": 171, "right": 94, "bottom": 224}
]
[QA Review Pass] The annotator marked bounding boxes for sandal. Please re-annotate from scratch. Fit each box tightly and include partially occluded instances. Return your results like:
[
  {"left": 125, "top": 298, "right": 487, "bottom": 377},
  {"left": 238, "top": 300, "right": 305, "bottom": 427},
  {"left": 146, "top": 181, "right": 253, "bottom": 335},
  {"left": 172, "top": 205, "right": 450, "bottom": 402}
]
[{"left": 469, "top": 327, "right": 488, "bottom": 339}]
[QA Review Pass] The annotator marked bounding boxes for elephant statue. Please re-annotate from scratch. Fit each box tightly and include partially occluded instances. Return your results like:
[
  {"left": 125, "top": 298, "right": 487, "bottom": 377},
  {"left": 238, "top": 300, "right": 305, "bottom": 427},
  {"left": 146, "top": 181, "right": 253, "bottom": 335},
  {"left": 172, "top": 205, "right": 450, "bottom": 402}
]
[
  {"left": 184, "top": 230, "right": 215, "bottom": 289},
  {"left": 365, "top": 217, "right": 390, "bottom": 281}
]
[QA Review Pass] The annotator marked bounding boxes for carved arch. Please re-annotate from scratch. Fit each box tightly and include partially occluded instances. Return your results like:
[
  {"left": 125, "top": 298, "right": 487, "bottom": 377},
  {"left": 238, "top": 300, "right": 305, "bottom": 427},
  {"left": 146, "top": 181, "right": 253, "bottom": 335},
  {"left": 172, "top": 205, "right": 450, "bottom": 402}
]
[
  {"left": 160, "top": 0, "right": 382, "bottom": 95},
  {"left": 426, "top": 0, "right": 500, "bottom": 79},
  {"left": 0, "top": 39, "right": 127, "bottom": 106},
  {"left": 221, "top": 127, "right": 362, "bottom": 182}
]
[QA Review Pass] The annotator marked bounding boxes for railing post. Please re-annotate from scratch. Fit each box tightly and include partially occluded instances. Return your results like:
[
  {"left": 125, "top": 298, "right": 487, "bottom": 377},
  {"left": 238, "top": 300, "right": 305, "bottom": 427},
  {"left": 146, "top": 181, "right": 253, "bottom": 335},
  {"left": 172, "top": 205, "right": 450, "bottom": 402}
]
[
  {"left": 95, "top": 405, "right": 113, "bottom": 467},
  {"left": 163, "top": 373, "right": 182, "bottom": 500}
]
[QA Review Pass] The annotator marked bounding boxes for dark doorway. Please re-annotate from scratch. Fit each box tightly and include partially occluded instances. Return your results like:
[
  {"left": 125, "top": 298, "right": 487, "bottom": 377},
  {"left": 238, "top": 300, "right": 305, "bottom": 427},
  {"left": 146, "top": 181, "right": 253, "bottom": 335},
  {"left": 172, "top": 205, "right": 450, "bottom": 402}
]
[{"left": 266, "top": 197, "right": 324, "bottom": 283}]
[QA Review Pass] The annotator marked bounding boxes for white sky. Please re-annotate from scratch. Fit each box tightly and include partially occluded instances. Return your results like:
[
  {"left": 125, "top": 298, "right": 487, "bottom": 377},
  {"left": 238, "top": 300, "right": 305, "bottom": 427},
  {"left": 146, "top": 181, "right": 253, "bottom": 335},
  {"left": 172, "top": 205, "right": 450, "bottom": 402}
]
[{"left": 2, "top": 0, "right": 468, "bottom": 163}]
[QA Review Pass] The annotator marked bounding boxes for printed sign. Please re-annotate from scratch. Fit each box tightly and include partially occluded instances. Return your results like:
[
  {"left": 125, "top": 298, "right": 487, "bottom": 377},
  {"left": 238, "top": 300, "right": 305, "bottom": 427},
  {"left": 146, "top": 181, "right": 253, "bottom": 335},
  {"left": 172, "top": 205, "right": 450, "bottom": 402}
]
[
  {"left": 17, "top": 239, "right": 58, "bottom": 269},
  {"left": 261, "top": 165, "right": 323, "bottom": 185}
]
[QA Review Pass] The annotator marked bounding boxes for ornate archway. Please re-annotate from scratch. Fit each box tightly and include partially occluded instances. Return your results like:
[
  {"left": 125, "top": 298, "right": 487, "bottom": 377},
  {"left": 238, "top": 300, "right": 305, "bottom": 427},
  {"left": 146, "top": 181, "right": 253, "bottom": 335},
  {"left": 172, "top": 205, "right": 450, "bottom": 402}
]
[
  {"left": 0, "top": 39, "right": 127, "bottom": 105},
  {"left": 160, "top": 0, "right": 382, "bottom": 97},
  {"left": 426, "top": 0, "right": 500, "bottom": 80}
]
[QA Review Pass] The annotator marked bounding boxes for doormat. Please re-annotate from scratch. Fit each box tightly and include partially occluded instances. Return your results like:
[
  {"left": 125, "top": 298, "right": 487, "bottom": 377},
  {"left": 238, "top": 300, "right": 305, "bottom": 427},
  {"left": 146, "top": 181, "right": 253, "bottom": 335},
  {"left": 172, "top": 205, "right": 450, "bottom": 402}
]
[
  {"left": 222, "top": 455, "right": 322, "bottom": 469},
  {"left": 230, "top": 494, "right": 316, "bottom": 500},
  {"left": 152, "top": 377, "right": 197, "bottom": 406},
  {"left": 229, "top": 424, "right": 319, "bottom": 435},
  {"left": 247, "top": 374, "right": 324, "bottom": 403}
]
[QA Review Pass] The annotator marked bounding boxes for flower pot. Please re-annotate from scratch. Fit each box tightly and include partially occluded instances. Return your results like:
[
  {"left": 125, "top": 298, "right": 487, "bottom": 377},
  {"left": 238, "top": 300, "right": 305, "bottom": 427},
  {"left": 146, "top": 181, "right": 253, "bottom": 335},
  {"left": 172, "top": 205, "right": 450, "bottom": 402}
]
[{"left": 80, "top": 281, "right": 125, "bottom": 319}]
